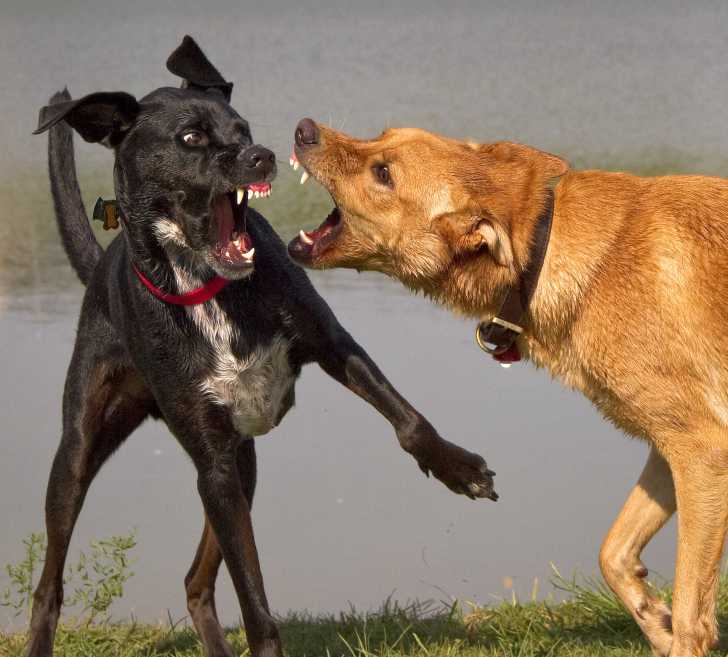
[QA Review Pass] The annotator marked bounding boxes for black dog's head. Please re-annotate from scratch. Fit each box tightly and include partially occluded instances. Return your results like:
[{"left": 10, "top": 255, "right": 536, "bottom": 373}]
[{"left": 34, "top": 35, "right": 276, "bottom": 280}]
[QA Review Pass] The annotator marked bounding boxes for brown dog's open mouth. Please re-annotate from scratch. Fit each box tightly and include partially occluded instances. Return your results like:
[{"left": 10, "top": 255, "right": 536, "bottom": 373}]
[
  {"left": 286, "top": 152, "right": 344, "bottom": 264},
  {"left": 288, "top": 207, "right": 343, "bottom": 262}
]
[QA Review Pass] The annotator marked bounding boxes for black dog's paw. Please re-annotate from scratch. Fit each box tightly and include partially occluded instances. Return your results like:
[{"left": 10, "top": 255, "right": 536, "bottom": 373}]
[{"left": 409, "top": 433, "right": 497, "bottom": 501}]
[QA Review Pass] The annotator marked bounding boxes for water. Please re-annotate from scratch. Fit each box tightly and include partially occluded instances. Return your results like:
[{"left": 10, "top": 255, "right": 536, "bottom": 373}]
[{"left": 5, "top": 0, "right": 727, "bottom": 627}]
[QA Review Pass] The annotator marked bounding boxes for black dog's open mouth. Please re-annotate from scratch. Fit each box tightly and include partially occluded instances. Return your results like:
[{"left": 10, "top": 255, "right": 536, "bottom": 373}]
[
  {"left": 210, "top": 186, "right": 263, "bottom": 269},
  {"left": 288, "top": 207, "right": 343, "bottom": 262}
]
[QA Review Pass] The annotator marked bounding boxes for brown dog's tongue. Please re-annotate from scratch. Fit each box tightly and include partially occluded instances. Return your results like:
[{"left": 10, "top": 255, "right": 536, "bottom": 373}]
[{"left": 213, "top": 195, "right": 234, "bottom": 245}]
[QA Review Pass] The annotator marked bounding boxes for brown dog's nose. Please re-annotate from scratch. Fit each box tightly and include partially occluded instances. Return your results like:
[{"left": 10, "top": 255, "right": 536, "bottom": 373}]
[{"left": 295, "top": 118, "right": 319, "bottom": 147}]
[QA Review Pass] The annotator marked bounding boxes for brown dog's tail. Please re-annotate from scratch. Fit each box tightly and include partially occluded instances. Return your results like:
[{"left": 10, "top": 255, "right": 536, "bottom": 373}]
[{"left": 44, "top": 89, "right": 103, "bottom": 286}]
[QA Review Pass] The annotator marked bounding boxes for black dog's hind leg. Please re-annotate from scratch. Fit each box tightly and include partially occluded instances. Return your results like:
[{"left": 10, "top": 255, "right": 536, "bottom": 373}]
[
  {"left": 26, "top": 341, "right": 155, "bottom": 657},
  {"left": 185, "top": 440, "right": 257, "bottom": 657}
]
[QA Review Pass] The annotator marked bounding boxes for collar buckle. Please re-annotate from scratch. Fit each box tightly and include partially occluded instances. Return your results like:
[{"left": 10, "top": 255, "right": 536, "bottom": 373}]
[{"left": 475, "top": 318, "right": 523, "bottom": 356}]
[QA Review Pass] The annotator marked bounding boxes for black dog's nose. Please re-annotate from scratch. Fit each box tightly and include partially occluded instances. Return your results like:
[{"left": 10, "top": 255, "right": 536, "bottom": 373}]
[
  {"left": 242, "top": 145, "right": 275, "bottom": 170},
  {"left": 295, "top": 118, "right": 319, "bottom": 147}
]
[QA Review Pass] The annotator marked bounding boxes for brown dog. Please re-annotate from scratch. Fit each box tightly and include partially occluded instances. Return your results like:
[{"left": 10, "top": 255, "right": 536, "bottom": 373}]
[{"left": 286, "top": 118, "right": 728, "bottom": 657}]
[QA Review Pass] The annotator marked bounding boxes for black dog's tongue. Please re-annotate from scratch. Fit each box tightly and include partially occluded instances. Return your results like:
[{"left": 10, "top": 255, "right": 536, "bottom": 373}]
[
  {"left": 213, "top": 195, "right": 235, "bottom": 245},
  {"left": 212, "top": 194, "right": 254, "bottom": 267}
]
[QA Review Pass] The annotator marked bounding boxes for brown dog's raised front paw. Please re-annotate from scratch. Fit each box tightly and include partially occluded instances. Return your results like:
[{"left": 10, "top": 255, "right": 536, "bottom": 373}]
[{"left": 403, "top": 427, "right": 497, "bottom": 500}]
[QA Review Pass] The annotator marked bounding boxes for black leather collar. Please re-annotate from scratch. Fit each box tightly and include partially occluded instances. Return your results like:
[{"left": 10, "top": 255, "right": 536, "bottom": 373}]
[{"left": 475, "top": 189, "right": 554, "bottom": 363}]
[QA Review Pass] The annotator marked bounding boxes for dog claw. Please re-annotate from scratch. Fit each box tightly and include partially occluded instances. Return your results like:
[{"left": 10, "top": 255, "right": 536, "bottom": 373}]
[
  {"left": 468, "top": 481, "right": 499, "bottom": 501},
  {"left": 411, "top": 437, "right": 497, "bottom": 501}
]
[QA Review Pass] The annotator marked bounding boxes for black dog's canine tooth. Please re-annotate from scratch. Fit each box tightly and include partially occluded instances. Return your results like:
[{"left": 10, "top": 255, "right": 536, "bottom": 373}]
[{"left": 166, "top": 34, "right": 233, "bottom": 101}]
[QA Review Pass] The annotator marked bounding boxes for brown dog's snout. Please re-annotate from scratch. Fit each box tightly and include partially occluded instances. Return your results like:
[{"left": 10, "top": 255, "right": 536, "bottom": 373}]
[{"left": 295, "top": 118, "right": 319, "bottom": 147}]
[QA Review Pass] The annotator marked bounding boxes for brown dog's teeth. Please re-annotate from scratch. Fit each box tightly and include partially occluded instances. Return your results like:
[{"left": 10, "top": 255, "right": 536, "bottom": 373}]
[
  {"left": 300, "top": 171, "right": 310, "bottom": 185},
  {"left": 299, "top": 229, "right": 314, "bottom": 245}
]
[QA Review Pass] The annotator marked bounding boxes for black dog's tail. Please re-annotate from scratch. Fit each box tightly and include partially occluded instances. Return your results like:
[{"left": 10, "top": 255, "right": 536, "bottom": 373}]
[{"left": 46, "top": 89, "right": 103, "bottom": 286}]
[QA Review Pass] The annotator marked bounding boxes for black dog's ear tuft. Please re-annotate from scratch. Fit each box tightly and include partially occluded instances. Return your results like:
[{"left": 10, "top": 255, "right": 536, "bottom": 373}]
[
  {"left": 166, "top": 35, "right": 233, "bottom": 102},
  {"left": 34, "top": 91, "right": 140, "bottom": 146}
]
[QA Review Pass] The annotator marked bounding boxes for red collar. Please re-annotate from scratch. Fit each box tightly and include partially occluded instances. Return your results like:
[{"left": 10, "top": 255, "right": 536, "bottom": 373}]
[{"left": 133, "top": 265, "right": 229, "bottom": 306}]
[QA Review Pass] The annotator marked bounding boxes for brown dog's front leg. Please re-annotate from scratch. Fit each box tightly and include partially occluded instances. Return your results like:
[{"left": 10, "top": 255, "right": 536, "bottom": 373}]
[{"left": 317, "top": 328, "right": 497, "bottom": 500}]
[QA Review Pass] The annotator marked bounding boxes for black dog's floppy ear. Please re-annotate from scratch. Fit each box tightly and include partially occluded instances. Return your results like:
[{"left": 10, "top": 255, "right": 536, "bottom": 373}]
[
  {"left": 34, "top": 90, "right": 140, "bottom": 146},
  {"left": 166, "top": 35, "right": 233, "bottom": 102}
]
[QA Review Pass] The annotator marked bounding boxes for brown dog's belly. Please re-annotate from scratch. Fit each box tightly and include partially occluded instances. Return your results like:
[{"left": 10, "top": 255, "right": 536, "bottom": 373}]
[
  {"left": 527, "top": 315, "right": 728, "bottom": 448},
  {"left": 527, "top": 340, "right": 662, "bottom": 440}
]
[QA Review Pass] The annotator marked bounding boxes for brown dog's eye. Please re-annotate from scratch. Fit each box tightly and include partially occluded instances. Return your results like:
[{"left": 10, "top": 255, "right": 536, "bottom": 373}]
[
  {"left": 373, "top": 164, "right": 393, "bottom": 187},
  {"left": 182, "top": 130, "right": 209, "bottom": 147}
]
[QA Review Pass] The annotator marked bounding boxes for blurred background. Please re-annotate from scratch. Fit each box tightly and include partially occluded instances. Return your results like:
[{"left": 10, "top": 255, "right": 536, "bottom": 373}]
[{"left": 2, "top": 0, "right": 727, "bottom": 627}]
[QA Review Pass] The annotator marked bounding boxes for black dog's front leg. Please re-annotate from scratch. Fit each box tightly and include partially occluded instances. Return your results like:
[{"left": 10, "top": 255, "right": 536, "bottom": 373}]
[
  {"left": 173, "top": 422, "right": 281, "bottom": 657},
  {"left": 317, "top": 326, "right": 497, "bottom": 501}
]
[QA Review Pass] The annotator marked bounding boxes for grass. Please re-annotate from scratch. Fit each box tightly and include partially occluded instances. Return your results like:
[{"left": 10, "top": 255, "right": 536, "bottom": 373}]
[{"left": 5, "top": 570, "right": 728, "bottom": 657}]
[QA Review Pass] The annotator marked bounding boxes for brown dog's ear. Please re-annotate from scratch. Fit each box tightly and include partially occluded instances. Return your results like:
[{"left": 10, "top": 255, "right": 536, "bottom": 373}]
[
  {"left": 474, "top": 218, "right": 514, "bottom": 267},
  {"left": 166, "top": 35, "right": 233, "bottom": 102},
  {"left": 436, "top": 211, "right": 514, "bottom": 269},
  {"left": 483, "top": 141, "right": 569, "bottom": 180},
  {"left": 33, "top": 89, "right": 139, "bottom": 146}
]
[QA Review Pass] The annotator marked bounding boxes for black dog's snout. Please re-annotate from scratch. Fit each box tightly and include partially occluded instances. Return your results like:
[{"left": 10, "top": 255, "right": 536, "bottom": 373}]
[
  {"left": 295, "top": 118, "right": 319, "bottom": 147},
  {"left": 242, "top": 145, "right": 275, "bottom": 170}
]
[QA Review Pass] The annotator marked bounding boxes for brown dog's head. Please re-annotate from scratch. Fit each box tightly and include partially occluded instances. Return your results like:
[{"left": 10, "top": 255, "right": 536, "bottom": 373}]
[{"left": 288, "top": 119, "right": 569, "bottom": 312}]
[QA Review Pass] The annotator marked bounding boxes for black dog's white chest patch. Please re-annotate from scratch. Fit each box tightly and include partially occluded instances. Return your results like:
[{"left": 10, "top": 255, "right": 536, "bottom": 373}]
[
  {"left": 200, "top": 334, "right": 294, "bottom": 437},
  {"left": 172, "top": 268, "right": 295, "bottom": 437}
]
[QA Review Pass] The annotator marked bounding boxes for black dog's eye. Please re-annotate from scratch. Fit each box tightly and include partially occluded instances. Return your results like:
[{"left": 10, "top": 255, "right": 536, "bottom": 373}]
[
  {"left": 373, "top": 164, "right": 392, "bottom": 187},
  {"left": 181, "top": 130, "right": 209, "bottom": 147}
]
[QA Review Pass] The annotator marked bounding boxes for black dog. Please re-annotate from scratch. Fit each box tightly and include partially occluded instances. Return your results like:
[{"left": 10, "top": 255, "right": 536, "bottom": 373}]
[{"left": 27, "top": 36, "right": 496, "bottom": 657}]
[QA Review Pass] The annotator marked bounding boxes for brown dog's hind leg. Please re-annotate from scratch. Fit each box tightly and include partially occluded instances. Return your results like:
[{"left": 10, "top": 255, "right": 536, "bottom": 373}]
[
  {"left": 599, "top": 447, "right": 676, "bottom": 657},
  {"left": 666, "top": 443, "right": 728, "bottom": 657},
  {"left": 185, "top": 440, "right": 257, "bottom": 657},
  {"left": 25, "top": 357, "right": 154, "bottom": 657}
]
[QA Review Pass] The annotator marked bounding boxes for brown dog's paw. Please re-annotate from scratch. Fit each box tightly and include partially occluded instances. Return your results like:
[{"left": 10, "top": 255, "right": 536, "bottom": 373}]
[{"left": 414, "top": 438, "right": 497, "bottom": 501}]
